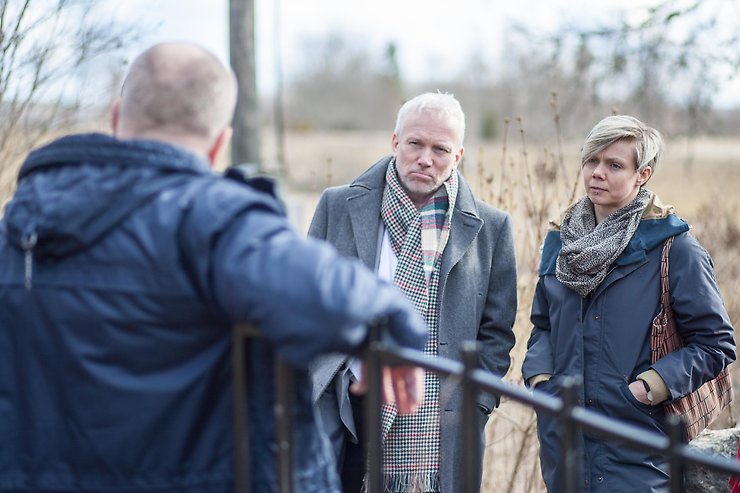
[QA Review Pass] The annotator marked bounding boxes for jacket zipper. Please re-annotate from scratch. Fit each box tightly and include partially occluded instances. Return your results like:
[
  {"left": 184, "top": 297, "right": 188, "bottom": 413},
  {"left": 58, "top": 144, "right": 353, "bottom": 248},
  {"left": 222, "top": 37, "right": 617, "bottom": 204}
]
[{"left": 20, "top": 232, "right": 37, "bottom": 290}]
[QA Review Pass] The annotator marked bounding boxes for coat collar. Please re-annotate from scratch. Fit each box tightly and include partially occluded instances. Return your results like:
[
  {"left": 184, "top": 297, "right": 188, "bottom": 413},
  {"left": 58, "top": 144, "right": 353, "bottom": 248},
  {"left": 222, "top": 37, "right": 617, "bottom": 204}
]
[
  {"left": 345, "top": 157, "right": 387, "bottom": 268},
  {"left": 440, "top": 169, "right": 483, "bottom": 283},
  {"left": 19, "top": 133, "right": 210, "bottom": 180},
  {"left": 345, "top": 156, "right": 483, "bottom": 271},
  {"left": 6, "top": 133, "right": 214, "bottom": 261},
  {"left": 538, "top": 191, "right": 690, "bottom": 277},
  {"left": 547, "top": 190, "right": 675, "bottom": 231}
]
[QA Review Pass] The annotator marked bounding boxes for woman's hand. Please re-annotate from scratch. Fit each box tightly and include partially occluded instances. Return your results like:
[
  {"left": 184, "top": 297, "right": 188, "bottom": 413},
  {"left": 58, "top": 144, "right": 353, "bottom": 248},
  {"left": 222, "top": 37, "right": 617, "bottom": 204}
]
[{"left": 628, "top": 380, "right": 652, "bottom": 405}]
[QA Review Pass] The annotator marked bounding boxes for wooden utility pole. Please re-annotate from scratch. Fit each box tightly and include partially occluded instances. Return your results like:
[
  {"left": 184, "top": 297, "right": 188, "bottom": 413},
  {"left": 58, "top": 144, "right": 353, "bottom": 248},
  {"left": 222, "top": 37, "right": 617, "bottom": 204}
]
[
  {"left": 229, "top": 0, "right": 261, "bottom": 167},
  {"left": 273, "top": 0, "right": 287, "bottom": 176}
]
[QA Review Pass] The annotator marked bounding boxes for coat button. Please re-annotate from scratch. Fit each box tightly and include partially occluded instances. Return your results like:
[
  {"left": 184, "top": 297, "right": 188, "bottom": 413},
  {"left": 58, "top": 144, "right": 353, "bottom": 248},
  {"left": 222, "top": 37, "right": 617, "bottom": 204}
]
[
  {"left": 597, "top": 476, "right": 604, "bottom": 482},
  {"left": 587, "top": 399, "right": 594, "bottom": 406},
  {"left": 594, "top": 314, "right": 600, "bottom": 320}
]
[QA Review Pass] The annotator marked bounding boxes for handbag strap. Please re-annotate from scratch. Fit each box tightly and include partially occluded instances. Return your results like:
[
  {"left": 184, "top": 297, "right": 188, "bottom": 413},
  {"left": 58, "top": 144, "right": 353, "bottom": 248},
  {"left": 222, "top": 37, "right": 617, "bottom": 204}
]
[
  {"left": 659, "top": 236, "right": 674, "bottom": 311},
  {"left": 651, "top": 236, "right": 679, "bottom": 363}
]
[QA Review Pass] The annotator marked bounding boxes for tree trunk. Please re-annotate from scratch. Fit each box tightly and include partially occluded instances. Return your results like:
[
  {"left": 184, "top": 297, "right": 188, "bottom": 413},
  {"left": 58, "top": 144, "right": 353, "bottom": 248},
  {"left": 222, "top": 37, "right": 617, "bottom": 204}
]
[{"left": 229, "top": 0, "right": 261, "bottom": 168}]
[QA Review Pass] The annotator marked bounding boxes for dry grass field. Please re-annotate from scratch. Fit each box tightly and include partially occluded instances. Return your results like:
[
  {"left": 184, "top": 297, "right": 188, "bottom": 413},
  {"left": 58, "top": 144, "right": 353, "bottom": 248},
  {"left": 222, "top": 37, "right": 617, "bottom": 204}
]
[{"left": 263, "top": 129, "right": 740, "bottom": 493}]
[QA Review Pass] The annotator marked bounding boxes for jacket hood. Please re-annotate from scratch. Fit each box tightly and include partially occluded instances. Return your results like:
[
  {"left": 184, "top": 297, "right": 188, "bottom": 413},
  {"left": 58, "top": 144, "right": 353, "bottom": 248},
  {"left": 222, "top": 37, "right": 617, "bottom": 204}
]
[
  {"left": 547, "top": 190, "right": 674, "bottom": 231},
  {"left": 3, "top": 133, "right": 211, "bottom": 260},
  {"left": 539, "top": 190, "right": 690, "bottom": 276}
]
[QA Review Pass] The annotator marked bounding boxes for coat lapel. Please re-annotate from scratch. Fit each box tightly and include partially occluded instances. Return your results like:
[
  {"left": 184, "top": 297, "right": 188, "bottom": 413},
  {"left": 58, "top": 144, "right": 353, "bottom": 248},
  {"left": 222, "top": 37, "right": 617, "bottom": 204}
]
[
  {"left": 440, "top": 173, "right": 482, "bottom": 285},
  {"left": 347, "top": 190, "right": 382, "bottom": 268},
  {"left": 346, "top": 157, "right": 389, "bottom": 269},
  {"left": 345, "top": 163, "right": 482, "bottom": 278}
]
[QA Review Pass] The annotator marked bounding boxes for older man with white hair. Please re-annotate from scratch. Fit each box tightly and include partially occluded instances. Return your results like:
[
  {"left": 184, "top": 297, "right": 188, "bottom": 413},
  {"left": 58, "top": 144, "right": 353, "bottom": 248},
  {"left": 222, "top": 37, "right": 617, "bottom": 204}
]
[{"left": 310, "top": 92, "right": 518, "bottom": 492}]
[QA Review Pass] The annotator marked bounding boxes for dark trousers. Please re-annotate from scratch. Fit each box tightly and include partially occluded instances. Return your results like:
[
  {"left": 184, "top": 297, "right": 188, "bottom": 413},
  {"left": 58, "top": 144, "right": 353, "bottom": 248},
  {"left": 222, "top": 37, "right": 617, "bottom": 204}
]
[
  {"left": 316, "top": 374, "right": 367, "bottom": 493},
  {"left": 341, "top": 392, "right": 365, "bottom": 492}
]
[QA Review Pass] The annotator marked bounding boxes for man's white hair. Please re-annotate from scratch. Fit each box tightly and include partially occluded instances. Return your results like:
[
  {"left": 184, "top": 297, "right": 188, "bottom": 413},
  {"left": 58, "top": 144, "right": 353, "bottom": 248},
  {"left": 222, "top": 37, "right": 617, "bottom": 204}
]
[{"left": 394, "top": 92, "right": 466, "bottom": 147}]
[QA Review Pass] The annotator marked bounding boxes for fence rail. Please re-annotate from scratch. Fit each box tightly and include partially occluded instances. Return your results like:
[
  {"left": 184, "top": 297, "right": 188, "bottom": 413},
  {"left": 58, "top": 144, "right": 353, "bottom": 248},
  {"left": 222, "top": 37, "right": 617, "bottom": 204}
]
[{"left": 233, "top": 324, "right": 740, "bottom": 492}]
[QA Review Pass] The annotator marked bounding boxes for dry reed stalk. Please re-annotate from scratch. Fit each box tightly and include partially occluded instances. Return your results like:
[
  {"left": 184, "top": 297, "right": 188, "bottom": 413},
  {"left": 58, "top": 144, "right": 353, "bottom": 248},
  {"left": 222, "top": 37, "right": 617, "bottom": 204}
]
[
  {"left": 505, "top": 418, "right": 537, "bottom": 493},
  {"left": 477, "top": 147, "right": 485, "bottom": 196},
  {"left": 498, "top": 118, "right": 511, "bottom": 208},
  {"left": 517, "top": 117, "right": 537, "bottom": 218},
  {"left": 549, "top": 91, "right": 569, "bottom": 193},
  {"left": 325, "top": 157, "right": 333, "bottom": 187}
]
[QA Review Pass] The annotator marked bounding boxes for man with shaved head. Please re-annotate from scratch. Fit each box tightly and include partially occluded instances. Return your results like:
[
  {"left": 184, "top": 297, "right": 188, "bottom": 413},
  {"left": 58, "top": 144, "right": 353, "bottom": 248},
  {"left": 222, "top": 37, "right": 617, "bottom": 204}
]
[
  {"left": 0, "top": 43, "right": 426, "bottom": 493},
  {"left": 115, "top": 43, "right": 237, "bottom": 152}
]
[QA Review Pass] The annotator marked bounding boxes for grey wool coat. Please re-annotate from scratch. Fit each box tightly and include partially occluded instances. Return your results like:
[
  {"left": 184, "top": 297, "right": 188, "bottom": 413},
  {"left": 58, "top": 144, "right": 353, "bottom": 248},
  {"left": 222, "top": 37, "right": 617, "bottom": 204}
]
[{"left": 309, "top": 156, "right": 518, "bottom": 492}]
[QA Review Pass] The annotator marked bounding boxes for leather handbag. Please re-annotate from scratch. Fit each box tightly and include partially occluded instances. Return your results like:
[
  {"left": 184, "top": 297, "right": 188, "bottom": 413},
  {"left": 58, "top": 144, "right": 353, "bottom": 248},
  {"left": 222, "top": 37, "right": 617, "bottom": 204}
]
[{"left": 651, "top": 236, "right": 733, "bottom": 441}]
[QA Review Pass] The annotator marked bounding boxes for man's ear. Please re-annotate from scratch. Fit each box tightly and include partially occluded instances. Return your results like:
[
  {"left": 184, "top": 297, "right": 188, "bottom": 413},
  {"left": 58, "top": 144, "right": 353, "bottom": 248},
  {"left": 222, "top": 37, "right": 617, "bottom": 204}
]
[
  {"left": 207, "top": 126, "right": 233, "bottom": 168},
  {"left": 110, "top": 99, "right": 121, "bottom": 136},
  {"left": 391, "top": 133, "right": 399, "bottom": 155},
  {"left": 453, "top": 146, "right": 465, "bottom": 169}
]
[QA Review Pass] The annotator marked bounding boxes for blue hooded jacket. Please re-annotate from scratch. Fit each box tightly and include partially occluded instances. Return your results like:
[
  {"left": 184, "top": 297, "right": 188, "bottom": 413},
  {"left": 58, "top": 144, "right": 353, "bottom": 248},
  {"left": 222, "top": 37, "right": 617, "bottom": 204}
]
[
  {"left": 523, "top": 196, "right": 736, "bottom": 492},
  {"left": 0, "top": 134, "right": 427, "bottom": 492}
]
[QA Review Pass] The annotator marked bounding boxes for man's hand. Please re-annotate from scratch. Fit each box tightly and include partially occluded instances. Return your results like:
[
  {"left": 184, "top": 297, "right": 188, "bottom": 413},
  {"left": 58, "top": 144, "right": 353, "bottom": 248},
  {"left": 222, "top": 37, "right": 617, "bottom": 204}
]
[{"left": 350, "top": 363, "right": 425, "bottom": 415}]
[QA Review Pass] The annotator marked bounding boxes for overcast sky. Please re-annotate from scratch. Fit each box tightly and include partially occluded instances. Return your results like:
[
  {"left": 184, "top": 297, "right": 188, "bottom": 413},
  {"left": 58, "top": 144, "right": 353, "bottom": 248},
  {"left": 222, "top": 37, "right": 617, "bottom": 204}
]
[{"left": 103, "top": 0, "right": 740, "bottom": 108}]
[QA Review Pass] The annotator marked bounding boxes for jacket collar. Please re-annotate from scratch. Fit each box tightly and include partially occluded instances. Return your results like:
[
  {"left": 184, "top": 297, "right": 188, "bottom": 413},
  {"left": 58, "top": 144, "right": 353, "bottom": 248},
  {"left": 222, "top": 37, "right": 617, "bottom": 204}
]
[
  {"left": 349, "top": 155, "right": 480, "bottom": 215},
  {"left": 344, "top": 156, "right": 482, "bottom": 270},
  {"left": 6, "top": 133, "right": 212, "bottom": 261},
  {"left": 19, "top": 133, "right": 210, "bottom": 180},
  {"left": 344, "top": 157, "right": 389, "bottom": 268},
  {"left": 539, "top": 191, "right": 690, "bottom": 276},
  {"left": 547, "top": 189, "right": 674, "bottom": 230}
]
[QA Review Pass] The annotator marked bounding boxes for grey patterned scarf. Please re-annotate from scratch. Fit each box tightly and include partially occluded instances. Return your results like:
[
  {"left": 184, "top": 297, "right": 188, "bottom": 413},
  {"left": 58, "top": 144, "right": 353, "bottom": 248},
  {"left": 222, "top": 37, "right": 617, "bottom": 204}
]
[
  {"left": 373, "top": 159, "right": 457, "bottom": 492},
  {"left": 556, "top": 188, "right": 652, "bottom": 297}
]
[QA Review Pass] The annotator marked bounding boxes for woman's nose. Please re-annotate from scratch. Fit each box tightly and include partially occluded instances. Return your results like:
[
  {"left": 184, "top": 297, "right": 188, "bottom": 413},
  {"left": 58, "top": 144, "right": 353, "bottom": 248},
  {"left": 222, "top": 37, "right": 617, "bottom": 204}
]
[{"left": 592, "top": 162, "right": 606, "bottom": 178}]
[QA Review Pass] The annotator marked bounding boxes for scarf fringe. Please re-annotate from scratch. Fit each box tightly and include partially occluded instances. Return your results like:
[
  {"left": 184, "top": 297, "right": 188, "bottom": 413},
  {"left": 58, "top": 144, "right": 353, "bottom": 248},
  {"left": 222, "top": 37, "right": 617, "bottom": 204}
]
[{"left": 362, "top": 472, "right": 441, "bottom": 493}]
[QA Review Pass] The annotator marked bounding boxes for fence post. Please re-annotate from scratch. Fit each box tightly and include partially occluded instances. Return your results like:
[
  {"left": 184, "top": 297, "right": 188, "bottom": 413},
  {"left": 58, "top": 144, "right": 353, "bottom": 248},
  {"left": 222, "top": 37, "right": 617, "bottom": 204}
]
[
  {"left": 666, "top": 415, "right": 687, "bottom": 493},
  {"left": 461, "top": 341, "right": 481, "bottom": 493},
  {"left": 232, "top": 324, "right": 254, "bottom": 493},
  {"left": 275, "top": 357, "right": 295, "bottom": 493},
  {"left": 560, "top": 376, "right": 583, "bottom": 493},
  {"left": 364, "top": 321, "right": 385, "bottom": 493}
]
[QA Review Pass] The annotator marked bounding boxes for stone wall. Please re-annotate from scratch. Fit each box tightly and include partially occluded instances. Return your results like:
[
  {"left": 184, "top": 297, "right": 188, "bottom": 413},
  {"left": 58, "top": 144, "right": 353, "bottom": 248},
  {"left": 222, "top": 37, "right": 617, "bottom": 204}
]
[{"left": 686, "top": 427, "right": 740, "bottom": 492}]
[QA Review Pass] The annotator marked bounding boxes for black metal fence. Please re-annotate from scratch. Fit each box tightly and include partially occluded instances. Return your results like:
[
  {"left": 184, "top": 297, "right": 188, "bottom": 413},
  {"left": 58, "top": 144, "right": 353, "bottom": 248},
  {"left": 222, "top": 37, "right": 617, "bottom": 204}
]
[{"left": 233, "top": 324, "right": 740, "bottom": 492}]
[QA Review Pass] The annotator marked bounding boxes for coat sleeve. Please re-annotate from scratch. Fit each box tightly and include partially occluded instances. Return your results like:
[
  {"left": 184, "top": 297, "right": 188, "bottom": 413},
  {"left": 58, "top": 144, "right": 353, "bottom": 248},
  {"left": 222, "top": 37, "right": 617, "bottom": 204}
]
[
  {"left": 522, "top": 277, "right": 555, "bottom": 384},
  {"left": 307, "top": 190, "right": 330, "bottom": 240},
  {"left": 477, "top": 213, "right": 518, "bottom": 411},
  {"left": 181, "top": 183, "right": 427, "bottom": 368},
  {"left": 651, "top": 233, "right": 736, "bottom": 400}
]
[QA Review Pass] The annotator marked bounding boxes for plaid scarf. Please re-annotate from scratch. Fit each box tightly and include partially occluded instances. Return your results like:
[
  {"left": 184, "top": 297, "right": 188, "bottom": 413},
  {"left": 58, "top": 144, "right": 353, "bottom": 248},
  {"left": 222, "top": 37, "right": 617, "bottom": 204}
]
[
  {"left": 375, "top": 158, "right": 457, "bottom": 492},
  {"left": 557, "top": 188, "right": 652, "bottom": 297}
]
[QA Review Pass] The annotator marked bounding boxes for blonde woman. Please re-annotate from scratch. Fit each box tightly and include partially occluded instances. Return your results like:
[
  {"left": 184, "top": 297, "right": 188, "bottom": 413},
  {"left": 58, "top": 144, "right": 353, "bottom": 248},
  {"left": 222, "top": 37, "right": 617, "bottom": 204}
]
[{"left": 523, "top": 115, "right": 735, "bottom": 492}]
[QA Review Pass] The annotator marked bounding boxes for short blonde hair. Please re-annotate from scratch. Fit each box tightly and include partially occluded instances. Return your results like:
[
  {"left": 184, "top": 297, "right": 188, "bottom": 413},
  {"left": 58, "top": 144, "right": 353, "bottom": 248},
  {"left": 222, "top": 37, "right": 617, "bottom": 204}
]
[{"left": 581, "top": 115, "right": 662, "bottom": 173}]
